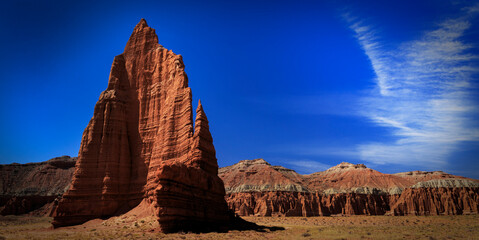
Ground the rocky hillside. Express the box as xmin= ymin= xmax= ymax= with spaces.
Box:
xmin=219 ymin=159 xmax=306 ymax=193
xmin=220 ymin=159 xmax=479 ymax=216
xmin=304 ymin=162 xmax=412 ymax=195
xmin=0 ymin=156 xmax=76 ymax=215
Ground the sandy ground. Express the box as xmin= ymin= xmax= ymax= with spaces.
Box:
xmin=0 ymin=214 xmax=478 ymax=239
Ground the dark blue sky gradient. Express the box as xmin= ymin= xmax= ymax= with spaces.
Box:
xmin=1 ymin=0 xmax=478 ymax=178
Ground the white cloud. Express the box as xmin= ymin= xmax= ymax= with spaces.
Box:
xmin=347 ymin=6 xmax=479 ymax=167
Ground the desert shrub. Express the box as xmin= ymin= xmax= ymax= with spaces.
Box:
xmin=302 ymin=232 xmax=311 ymax=237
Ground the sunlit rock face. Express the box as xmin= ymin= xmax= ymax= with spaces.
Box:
xmin=52 ymin=19 xmax=230 ymax=233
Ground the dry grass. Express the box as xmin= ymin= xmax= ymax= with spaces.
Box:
xmin=1 ymin=215 xmax=478 ymax=239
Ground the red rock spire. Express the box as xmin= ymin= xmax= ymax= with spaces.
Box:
xmin=190 ymin=100 xmax=219 ymax=174
xmin=137 ymin=18 xmax=148 ymax=28
xmin=106 ymin=54 xmax=130 ymax=91
xmin=124 ymin=18 xmax=159 ymax=56
xmin=52 ymin=54 xmax=134 ymax=227
xmin=52 ymin=19 xmax=230 ymax=232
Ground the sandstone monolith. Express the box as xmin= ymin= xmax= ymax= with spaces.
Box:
xmin=52 ymin=19 xmax=230 ymax=232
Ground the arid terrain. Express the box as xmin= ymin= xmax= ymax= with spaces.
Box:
xmin=1 ymin=17 xmax=478 ymax=240
xmin=1 ymin=215 xmax=478 ymax=239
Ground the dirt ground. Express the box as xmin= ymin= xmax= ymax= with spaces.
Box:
xmin=0 ymin=214 xmax=478 ymax=239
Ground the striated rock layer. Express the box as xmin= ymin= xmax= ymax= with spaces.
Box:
xmin=389 ymin=187 xmax=479 ymax=216
xmin=219 ymin=159 xmax=307 ymax=193
xmin=304 ymin=162 xmax=413 ymax=195
xmin=226 ymin=192 xmax=390 ymax=217
xmin=52 ymin=19 xmax=230 ymax=232
xmin=0 ymin=156 xmax=76 ymax=216
xmin=220 ymin=159 xmax=479 ymax=217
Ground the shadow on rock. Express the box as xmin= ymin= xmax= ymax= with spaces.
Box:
xmin=227 ymin=213 xmax=285 ymax=233
xmin=173 ymin=211 xmax=285 ymax=234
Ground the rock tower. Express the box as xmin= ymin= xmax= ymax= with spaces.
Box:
xmin=52 ymin=19 xmax=230 ymax=233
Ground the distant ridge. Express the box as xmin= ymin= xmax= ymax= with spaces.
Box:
xmin=220 ymin=159 xmax=479 ymax=216
xmin=0 ymin=156 xmax=76 ymax=216
xmin=220 ymin=159 xmax=478 ymax=195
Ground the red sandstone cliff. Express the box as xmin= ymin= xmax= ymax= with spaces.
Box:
xmin=225 ymin=192 xmax=391 ymax=217
xmin=389 ymin=187 xmax=479 ymax=215
xmin=220 ymin=159 xmax=479 ymax=217
xmin=51 ymin=19 xmax=230 ymax=232
xmin=0 ymin=156 xmax=76 ymax=216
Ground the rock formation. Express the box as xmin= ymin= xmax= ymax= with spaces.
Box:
xmin=394 ymin=170 xmax=462 ymax=180
xmin=4 ymin=155 xmax=479 ymax=218
xmin=304 ymin=162 xmax=412 ymax=195
xmin=220 ymin=159 xmax=479 ymax=216
xmin=0 ymin=156 xmax=76 ymax=215
xmin=225 ymin=192 xmax=391 ymax=217
xmin=389 ymin=187 xmax=479 ymax=215
xmin=410 ymin=179 xmax=479 ymax=188
xmin=52 ymin=19 xmax=230 ymax=232
xmin=219 ymin=159 xmax=307 ymax=193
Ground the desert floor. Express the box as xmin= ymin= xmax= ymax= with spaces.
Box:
xmin=0 ymin=214 xmax=478 ymax=239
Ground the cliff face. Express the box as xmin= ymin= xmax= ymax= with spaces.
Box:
xmin=220 ymin=159 xmax=479 ymax=217
xmin=52 ymin=19 xmax=229 ymax=232
xmin=0 ymin=156 xmax=76 ymax=215
xmin=225 ymin=192 xmax=390 ymax=217
xmin=389 ymin=187 xmax=479 ymax=216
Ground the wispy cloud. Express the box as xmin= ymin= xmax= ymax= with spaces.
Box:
xmin=346 ymin=5 xmax=479 ymax=167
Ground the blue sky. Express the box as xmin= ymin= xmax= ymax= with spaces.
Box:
xmin=1 ymin=0 xmax=478 ymax=178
